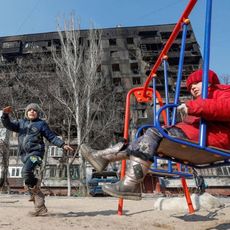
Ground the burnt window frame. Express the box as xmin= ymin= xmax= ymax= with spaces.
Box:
xmin=126 ymin=37 xmax=134 ymax=44
xmin=112 ymin=63 xmax=120 ymax=72
xmin=132 ymin=77 xmax=141 ymax=85
xmin=130 ymin=62 xmax=139 ymax=74
xmin=113 ymin=77 xmax=122 ymax=86
xmin=109 ymin=38 xmax=117 ymax=46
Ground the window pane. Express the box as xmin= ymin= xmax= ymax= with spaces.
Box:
xmin=12 ymin=168 xmax=15 ymax=176
xmin=132 ymin=77 xmax=141 ymax=85
xmin=16 ymin=168 xmax=20 ymax=176
xmin=127 ymin=37 xmax=134 ymax=44
xmin=112 ymin=63 xmax=120 ymax=72
xmin=109 ymin=38 xmax=116 ymax=46
xmin=50 ymin=166 xmax=56 ymax=177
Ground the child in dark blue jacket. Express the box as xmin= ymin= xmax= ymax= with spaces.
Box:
xmin=1 ymin=103 xmax=73 ymax=216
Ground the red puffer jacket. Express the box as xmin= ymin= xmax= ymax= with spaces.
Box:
xmin=176 ymin=84 xmax=230 ymax=149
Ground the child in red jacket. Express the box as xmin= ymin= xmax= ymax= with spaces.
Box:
xmin=176 ymin=69 xmax=230 ymax=149
xmin=80 ymin=69 xmax=230 ymax=200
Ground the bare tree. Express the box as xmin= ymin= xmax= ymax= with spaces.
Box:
xmin=0 ymin=111 xmax=10 ymax=193
xmin=51 ymin=15 xmax=119 ymax=195
xmin=0 ymin=141 xmax=10 ymax=193
xmin=0 ymin=55 xmax=61 ymax=194
xmin=0 ymin=17 xmax=121 ymax=196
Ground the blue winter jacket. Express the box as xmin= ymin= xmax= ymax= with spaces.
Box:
xmin=1 ymin=113 xmax=64 ymax=159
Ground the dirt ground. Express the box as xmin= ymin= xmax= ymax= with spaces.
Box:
xmin=0 ymin=194 xmax=230 ymax=230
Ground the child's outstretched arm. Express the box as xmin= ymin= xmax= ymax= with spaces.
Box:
xmin=1 ymin=106 xmax=20 ymax=132
xmin=3 ymin=106 xmax=13 ymax=114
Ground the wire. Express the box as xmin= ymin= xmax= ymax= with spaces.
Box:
xmin=15 ymin=0 xmax=40 ymax=34
xmin=129 ymin=0 xmax=184 ymax=23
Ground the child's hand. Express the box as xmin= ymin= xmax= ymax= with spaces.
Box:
xmin=177 ymin=103 xmax=188 ymax=120
xmin=177 ymin=103 xmax=188 ymax=114
xmin=3 ymin=106 xmax=13 ymax=114
xmin=63 ymin=144 xmax=74 ymax=153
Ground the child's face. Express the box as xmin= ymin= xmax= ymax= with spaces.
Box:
xmin=190 ymin=82 xmax=202 ymax=98
xmin=27 ymin=109 xmax=38 ymax=120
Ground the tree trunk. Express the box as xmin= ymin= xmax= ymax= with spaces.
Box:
xmin=67 ymin=160 xmax=71 ymax=196
xmin=0 ymin=143 xmax=10 ymax=194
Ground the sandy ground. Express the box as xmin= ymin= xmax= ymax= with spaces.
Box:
xmin=0 ymin=194 xmax=230 ymax=230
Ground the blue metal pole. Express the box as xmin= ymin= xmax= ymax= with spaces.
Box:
xmin=172 ymin=22 xmax=188 ymax=125
xmin=153 ymin=78 xmax=157 ymax=127
xmin=163 ymin=58 xmax=170 ymax=125
xmin=200 ymin=0 xmax=212 ymax=148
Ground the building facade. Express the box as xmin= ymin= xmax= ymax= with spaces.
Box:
xmin=0 ymin=23 xmax=204 ymax=195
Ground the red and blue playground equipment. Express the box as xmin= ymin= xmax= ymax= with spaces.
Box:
xmin=117 ymin=0 xmax=230 ymax=215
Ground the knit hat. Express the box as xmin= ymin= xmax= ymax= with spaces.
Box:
xmin=25 ymin=103 xmax=41 ymax=119
xmin=186 ymin=69 xmax=220 ymax=91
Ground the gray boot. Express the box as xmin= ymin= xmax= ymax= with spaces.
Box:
xmin=29 ymin=184 xmax=48 ymax=216
xmin=80 ymin=142 xmax=129 ymax=172
xmin=102 ymin=156 xmax=151 ymax=200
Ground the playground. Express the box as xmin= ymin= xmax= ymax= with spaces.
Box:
xmin=0 ymin=194 xmax=230 ymax=230
xmin=0 ymin=0 xmax=230 ymax=226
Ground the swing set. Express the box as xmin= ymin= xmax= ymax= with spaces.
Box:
xmin=117 ymin=0 xmax=230 ymax=215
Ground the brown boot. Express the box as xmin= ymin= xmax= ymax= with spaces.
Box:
xmin=80 ymin=142 xmax=128 ymax=172
xmin=102 ymin=156 xmax=151 ymax=200
xmin=24 ymin=185 xmax=35 ymax=202
xmin=28 ymin=193 xmax=35 ymax=202
xmin=29 ymin=184 xmax=48 ymax=216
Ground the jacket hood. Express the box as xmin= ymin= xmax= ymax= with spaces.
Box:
xmin=186 ymin=69 xmax=220 ymax=91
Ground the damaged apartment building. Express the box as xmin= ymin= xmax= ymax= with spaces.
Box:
xmin=0 ymin=23 xmax=202 ymax=194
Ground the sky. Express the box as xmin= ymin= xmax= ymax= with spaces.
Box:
xmin=0 ymin=0 xmax=229 ymax=79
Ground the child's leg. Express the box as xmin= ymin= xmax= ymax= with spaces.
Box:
xmin=21 ymin=155 xmax=47 ymax=216
xmin=22 ymin=155 xmax=40 ymax=188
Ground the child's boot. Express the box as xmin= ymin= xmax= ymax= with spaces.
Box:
xmin=80 ymin=142 xmax=128 ymax=172
xmin=102 ymin=155 xmax=151 ymax=200
xmin=29 ymin=184 xmax=48 ymax=216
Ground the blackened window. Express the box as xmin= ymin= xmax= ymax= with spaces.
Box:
xmin=96 ymin=64 xmax=101 ymax=72
xmin=138 ymin=31 xmax=158 ymax=37
xmin=112 ymin=63 xmax=120 ymax=72
xmin=127 ymin=37 xmax=134 ymax=44
xmin=128 ymin=49 xmax=136 ymax=60
xmin=160 ymin=32 xmax=171 ymax=39
xmin=109 ymin=38 xmax=117 ymax=46
xmin=2 ymin=41 xmax=21 ymax=49
xmin=110 ymin=50 xmax=118 ymax=57
xmin=79 ymin=37 xmax=84 ymax=45
xmin=113 ymin=77 xmax=121 ymax=86
xmin=130 ymin=62 xmax=139 ymax=74
xmin=132 ymin=77 xmax=141 ymax=85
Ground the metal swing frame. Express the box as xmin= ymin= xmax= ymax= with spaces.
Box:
xmin=117 ymin=0 xmax=230 ymax=215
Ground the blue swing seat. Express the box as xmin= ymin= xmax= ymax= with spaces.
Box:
xmin=157 ymin=137 xmax=230 ymax=168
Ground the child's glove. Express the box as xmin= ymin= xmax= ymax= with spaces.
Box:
xmin=3 ymin=106 xmax=13 ymax=114
xmin=177 ymin=103 xmax=188 ymax=120
xmin=177 ymin=103 xmax=188 ymax=115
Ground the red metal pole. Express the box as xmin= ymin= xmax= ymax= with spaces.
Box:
xmin=181 ymin=178 xmax=195 ymax=214
xmin=118 ymin=87 xmax=166 ymax=215
xmin=143 ymin=0 xmax=198 ymax=97
xmin=118 ymin=88 xmax=132 ymax=215
xmin=176 ymin=163 xmax=195 ymax=213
